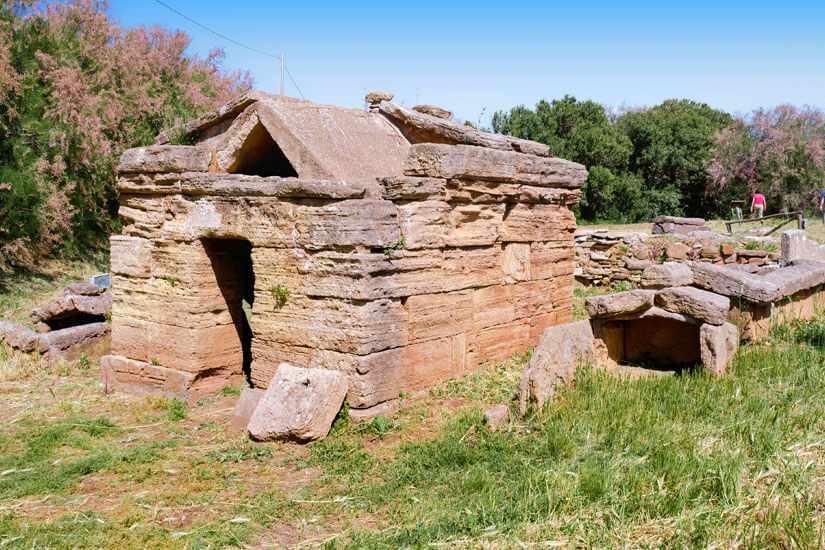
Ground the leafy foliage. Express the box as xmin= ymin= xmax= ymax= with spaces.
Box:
xmin=493 ymin=97 xmax=732 ymax=222
xmin=0 ymin=0 xmax=252 ymax=267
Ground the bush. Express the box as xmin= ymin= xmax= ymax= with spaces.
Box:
xmin=0 ymin=0 xmax=252 ymax=268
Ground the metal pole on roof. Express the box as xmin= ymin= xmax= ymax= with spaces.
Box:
xmin=281 ymin=50 xmax=285 ymax=97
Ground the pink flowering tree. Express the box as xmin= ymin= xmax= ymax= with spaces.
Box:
xmin=708 ymin=105 xmax=825 ymax=214
xmin=0 ymin=0 xmax=253 ymax=268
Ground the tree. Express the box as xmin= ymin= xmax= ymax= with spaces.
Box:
xmin=616 ymin=99 xmax=732 ymax=217
xmin=0 ymin=0 xmax=253 ymax=268
xmin=492 ymin=96 xmax=636 ymax=220
xmin=708 ymin=105 xmax=825 ymax=214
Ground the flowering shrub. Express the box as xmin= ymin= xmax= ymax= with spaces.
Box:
xmin=0 ymin=0 xmax=252 ymax=267
xmin=708 ymin=105 xmax=825 ymax=214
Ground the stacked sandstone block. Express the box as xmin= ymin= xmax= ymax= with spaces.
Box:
xmin=102 ymin=92 xmax=587 ymax=416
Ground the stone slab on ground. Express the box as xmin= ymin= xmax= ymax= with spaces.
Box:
xmin=248 ymin=364 xmax=348 ymax=442
xmin=0 ymin=321 xmax=48 ymax=353
xmin=585 ymin=289 xmax=656 ymax=319
xmin=655 ymin=286 xmax=730 ymax=326
xmin=28 ymin=292 xmax=111 ymax=325
xmin=518 ymin=320 xmax=595 ymax=413
xmin=230 ymin=388 xmax=265 ymax=431
xmin=700 ymin=322 xmax=739 ymax=375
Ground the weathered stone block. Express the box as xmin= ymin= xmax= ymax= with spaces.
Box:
xmin=247 ymin=364 xmax=348 ymax=442
xmin=640 ymin=263 xmax=694 ymax=289
xmin=700 ymin=322 xmax=738 ymax=375
xmin=518 ymin=320 xmax=594 ymax=413
xmin=230 ymin=388 xmax=265 ymax=430
xmin=655 ymin=286 xmax=730 ymax=325
xmin=117 ymin=145 xmax=211 ymax=173
xmin=585 ymin=289 xmax=656 ymax=319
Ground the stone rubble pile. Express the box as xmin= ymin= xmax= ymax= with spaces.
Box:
xmin=575 ymin=229 xmax=781 ymax=287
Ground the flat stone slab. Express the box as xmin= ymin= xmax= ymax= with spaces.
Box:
xmin=655 ymin=286 xmax=730 ymax=326
xmin=641 ymin=263 xmax=693 ymax=289
xmin=585 ymin=289 xmax=656 ymax=319
xmin=518 ymin=320 xmax=595 ymax=413
xmin=117 ymin=145 xmax=211 ymax=173
xmin=652 ymin=216 xmax=706 ymax=225
xmin=248 ymin=364 xmax=348 ymax=442
xmin=690 ymin=261 xmax=825 ymax=304
xmin=230 ymin=388 xmax=265 ymax=431
xmin=64 ymin=283 xmax=101 ymax=296
xmin=28 ymin=292 xmax=111 ymax=325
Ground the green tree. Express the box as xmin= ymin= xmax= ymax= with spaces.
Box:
xmin=616 ymin=99 xmax=733 ymax=217
xmin=492 ymin=96 xmax=636 ymax=221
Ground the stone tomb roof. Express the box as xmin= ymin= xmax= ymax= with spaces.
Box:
xmin=148 ymin=90 xmax=550 ymax=183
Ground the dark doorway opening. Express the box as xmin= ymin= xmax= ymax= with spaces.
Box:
xmin=229 ymin=122 xmax=298 ymax=177
xmin=202 ymin=238 xmax=255 ymax=381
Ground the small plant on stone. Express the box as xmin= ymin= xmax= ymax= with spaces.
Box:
xmin=164 ymin=276 xmax=177 ymax=287
xmin=383 ymin=237 xmax=406 ymax=256
xmin=220 ymin=385 xmax=243 ymax=397
xmin=270 ymin=284 xmax=291 ymax=307
xmin=150 ymin=356 xmax=160 ymax=366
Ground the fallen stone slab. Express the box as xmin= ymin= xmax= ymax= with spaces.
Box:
xmin=248 ymin=364 xmax=348 ymax=442
xmin=484 ymin=404 xmax=510 ymax=432
xmin=700 ymin=322 xmax=738 ymax=375
xmin=518 ymin=320 xmax=595 ymax=413
xmin=652 ymin=216 xmax=706 ymax=226
xmin=230 ymin=388 xmax=266 ymax=430
xmin=413 ymin=104 xmax=452 ymax=119
xmin=0 ymin=321 xmax=48 ymax=353
xmin=641 ymin=263 xmax=693 ymax=289
xmin=609 ymin=305 xmax=702 ymax=325
xmin=655 ymin=286 xmax=730 ymax=326
xmin=585 ymin=289 xmax=656 ymax=319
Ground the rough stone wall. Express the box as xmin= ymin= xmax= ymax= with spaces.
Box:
xmin=575 ymin=230 xmax=781 ymax=287
xmin=103 ymin=141 xmax=586 ymax=412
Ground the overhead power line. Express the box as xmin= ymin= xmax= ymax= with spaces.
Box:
xmin=154 ymin=0 xmax=305 ymax=99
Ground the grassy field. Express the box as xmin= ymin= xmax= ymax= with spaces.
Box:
xmin=3 ymin=244 xmax=825 ymax=548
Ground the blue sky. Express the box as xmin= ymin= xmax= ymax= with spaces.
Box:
xmin=109 ymin=0 xmax=825 ymax=125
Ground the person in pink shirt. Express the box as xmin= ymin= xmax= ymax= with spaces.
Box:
xmin=751 ymin=191 xmax=766 ymax=220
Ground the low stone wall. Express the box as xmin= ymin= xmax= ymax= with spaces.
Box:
xmin=575 ymin=230 xmax=780 ymax=287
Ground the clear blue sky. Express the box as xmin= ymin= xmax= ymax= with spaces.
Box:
xmin=110 ymin=0 xmax=825 ymax=125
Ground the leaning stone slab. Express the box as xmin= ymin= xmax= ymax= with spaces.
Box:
xmin=655 ymin=287 xmax=730 ymax=326
xmin=117 ymin=145 xmax=211 ymax=173
xmin=248 ymin=364 xmax=348 ymax=442
xmin=380 ymin=101 xmax=550 ymax=157
xmin=700 ymin=322 xmax=738 ymax=375
xmin=641 ymin=263 xmax=693 ymax=289
xmin=230 ymin=388 xmax=266 ymax=431
xmin=41 ymin=322 xmax=110 ymax=352
xmin=518 ymin=320 xmax=595 ymax=414
xmin=585 ymin=289 xmax=656 ymax=319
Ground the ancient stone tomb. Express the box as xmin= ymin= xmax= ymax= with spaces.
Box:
xmin=102 ymin=91 xmax=587 ymax=416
